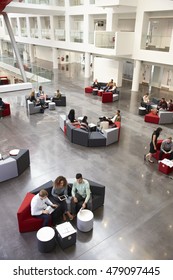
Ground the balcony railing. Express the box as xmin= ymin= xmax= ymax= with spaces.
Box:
xmin=142 ymin=34 xmax=171 ymax=52
xmin=94 ymin=31 xmax=115 ymax=48
xmin=54 ymin=29 xmax=65 ymax=41
xmin=70 ymin=30 xmax=83 ymax=43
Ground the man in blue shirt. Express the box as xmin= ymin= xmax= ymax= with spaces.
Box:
xmin=71 ymin=173 xmax=92 ymax=215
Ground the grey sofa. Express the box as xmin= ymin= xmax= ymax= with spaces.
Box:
xmin=65 ymin=121 xmax=119 ymax=147
xmin=0 ymin=149 xmax=30 ymax=182
xmin=27 ymin=100 xmax=41 ymax=115
xmin=52 ymin=95 xmax=66 ymax=106
xmin=158 ymin=110 xmax=173 ymax=124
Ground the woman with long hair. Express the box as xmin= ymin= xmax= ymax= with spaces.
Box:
xmin=144 ymin=127 xmax=162 ymax=163
xmin=51 ymin=176 xmax=73 ymax=221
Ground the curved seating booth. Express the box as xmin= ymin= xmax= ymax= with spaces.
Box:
xmin=59 ymin=115 xmax=121 ymax=147
xmin=17 ymin=179 xmax=105 ymax=233
xmin=0 ymin=149 xmax=30 ymax=182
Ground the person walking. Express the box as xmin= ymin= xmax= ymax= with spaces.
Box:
xmin=144 ymin=127 xmax=162 ymax=163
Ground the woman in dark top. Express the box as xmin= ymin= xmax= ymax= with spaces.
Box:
xmin=144 ymin=127 xmax=162 ymax=163
xmin=68 ymin=109 xmax=79 ymax=126
xmin=51 ymin=176 xmax=73 ymax=221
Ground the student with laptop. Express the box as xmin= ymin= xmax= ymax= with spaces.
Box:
xmin=31 ymin=189 xmax=59 ymax=226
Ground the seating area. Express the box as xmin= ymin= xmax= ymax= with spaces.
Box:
xmin=17 ymin=179 xmax=105 ymax=233
xmin=144 ymin=110 xmax=173 ymax=124
xmin=60 ymin=114 xmax=121 ymax=147
xmin=85 ymin=86 xmax=119 ymax=103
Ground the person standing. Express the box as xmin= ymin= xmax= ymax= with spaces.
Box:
xmin=71 ymin=173 xmax=92 ymax=215
xmin=159 ymin=137 xmax=173 ymax=161
xmin=31 ymin=189 xmax=59 ymax=226
xmin=144 ymin=127 xmax=162 ymax=163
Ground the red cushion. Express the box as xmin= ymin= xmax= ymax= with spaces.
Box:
xmin=2 ymin=103 xmax=11 ymax=117
xmin=158 ymin=162 xmax=173 ymax=174
xmin=102 ymin=92 xmax=113 ymax=103
xmin=144 ymin=112 xmax=159 ymax=124
xmin=85 ymin=87 xmax=93 ymax=93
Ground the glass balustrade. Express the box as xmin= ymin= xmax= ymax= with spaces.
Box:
xmin=142 ymin=34 xmax=171 ymax=52
xmin=94 ymin=31 xmax=115 ymax=49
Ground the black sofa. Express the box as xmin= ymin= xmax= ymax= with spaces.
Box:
xmin=52 ymin=95 xmax=66 ymax=106
xmin=31 ymin=179 xmax=105 ymax=212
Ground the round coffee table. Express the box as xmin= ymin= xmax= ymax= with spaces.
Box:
xmin=77 ymin=209 xmax=94 ymax=232
xmin=36 ymin=226 xmax=56 ymax=253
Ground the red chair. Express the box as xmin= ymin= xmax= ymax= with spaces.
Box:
xmin=102 ymin=92 xmax=113 ymax=103
xmin=2 ymin=103 xmax=11 ymax=117
xmin=17 ymin=192 xmax=51 ymax=233
xmin=85 ymin=87 xmax=93 ymax=93
xmin=144 ymin=112 xmax=159 ymax=124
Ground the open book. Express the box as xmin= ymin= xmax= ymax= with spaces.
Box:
xmin=58 ymin=195 xmax=67 ymax=201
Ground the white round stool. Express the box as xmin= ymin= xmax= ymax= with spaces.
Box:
xmin=49 ymin=102 xmax=56 ymax=110
xmin=138 ymin=106 xmax=146 ymax=115
xmin=77 ymin=209 xmax=94 ymax=232
xmin=36 ymin=226 xmax=56 ymax=253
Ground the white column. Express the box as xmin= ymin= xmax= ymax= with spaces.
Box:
xmin=132 ymin=60 xmax=141 ymax=92
xmin=0 ymin=40 xmax=2 ymax=56
xmin=84 ymin=52 xmax=91 ymax=78
xmin=106 ymin=10 xmax=113 ymax=31
xmin=52 ymin=48 xmax=58 ymax=69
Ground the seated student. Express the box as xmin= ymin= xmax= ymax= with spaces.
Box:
xmin=28 ymin=91 xmax=47 ymax=109
xmin=92 ymin=79 xmax=101 ymax=90
xmin=80 ymin=116 xmax=89 ymax=131
xmin=71 ymin=173 xmax=92 ymax=215
xmin=141 ymin=93 xmax=151 ymax=112
xmin=51 ymin=176 xmax=74 ymax=221
xmin=102 ymin=79 xmax=114 ymax=91
xmin=0 ymin=97 xmax=5 ymax=119
xmin=37 ymin=85 xmax=43 ymax=97
xmin=110 ymin=110 xmax=121 ymax=122
xmin=157 ymin=97 xmax=168 ymax=110
xmin=100 ymin=117 xmax=109 ymax=131
xmin=30 ymin=189 xmax=59 ymax=227
xmin=54 ymin=89 xmax=62 ymax=99
xmin=159 ymin=137 xmax=173 ymax=161
xmin=107 ymin=82 xmax=117 ymax=94
xmin=167 ymin=99 xmax=173 ymax=111
xmin=67 ymin=109 xmax=80 ymax=126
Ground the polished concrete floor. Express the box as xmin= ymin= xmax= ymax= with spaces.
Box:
xmin=1 ymin=63 xmax=173 ymax=260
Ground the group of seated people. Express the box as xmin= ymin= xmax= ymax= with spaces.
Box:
xmin=67 ymin=108 xmax=121 ymax=132
xmin=28 ymin=86 xmax=63 ymax=111
xmin=141 ymin=92 xmax=173 ymax=113
xmin=30 ymin=173 xmax=92 ymax=227
xmin=92 ymin=78 xmax=118 ymax=94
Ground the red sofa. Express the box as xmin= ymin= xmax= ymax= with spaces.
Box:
xmin=2 ymin=103 xmax=11 ymax=117
xmin=0 ymin=76 xmax=9 ymax=85
xmin=17 ymin=192 xmax=45 ymax=233
xmin=144 ymin=112 xmax=159 ymax=124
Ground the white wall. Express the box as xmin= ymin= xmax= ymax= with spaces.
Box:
xmin=35 ymin=46 xmax=52 ymax=62
xmin=94 ymin=57 xmax=123 ymax=86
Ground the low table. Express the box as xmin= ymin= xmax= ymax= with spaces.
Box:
xmin=88 ymin=123 xmax=97 ymax=132
xmin=55 ymin=222 xmax=76 ymax=249
xmin=49 ymin=102 xmax=56 ymax=110
xmin=77 ymin=209 xmax=94 ymax=232
xmin=158 ymin=159 xmax=173 ymax=174
xmin=36 ymin=226 xmax=56 ymax=253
